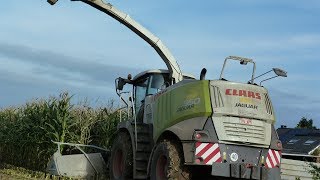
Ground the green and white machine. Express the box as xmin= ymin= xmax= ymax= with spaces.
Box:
xmin=48 ymin=0 xmax=287 ymax=179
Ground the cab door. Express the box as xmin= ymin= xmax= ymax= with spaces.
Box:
xmin=134 ymin=73 xmax=168 ymax=121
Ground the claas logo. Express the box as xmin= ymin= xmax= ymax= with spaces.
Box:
xmin=225 ymin=89 xmax=261 ymax=100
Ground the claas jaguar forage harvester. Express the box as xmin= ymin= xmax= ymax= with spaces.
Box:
xmin=48 ymin=0 xmax=287 ymax=179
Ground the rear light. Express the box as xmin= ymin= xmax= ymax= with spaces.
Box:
xmin=195 ymin=133 xmax=202 ymax=140
xmin=195 ymin=157 xmax=203 ymax=164
xmin=277 ymin=142 xmax=282 ymax=149
xmin=193 ymin=131 xmax=210 ymax=141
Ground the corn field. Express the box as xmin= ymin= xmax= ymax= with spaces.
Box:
xmin=0 ymin=92 xmax=120 ymax=172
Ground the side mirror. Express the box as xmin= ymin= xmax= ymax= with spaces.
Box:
xmin=47 ymin=0 xmax=58 ymax=5
xmin=115 ymin=77 xmax=132 ymax=91
xmin=273 ymin=68 xmax=287 ymax=77
xmin=252 ymin=67 xmax=288 ymax=85
xmin=116 ymin=78 xmax=126 ymax=91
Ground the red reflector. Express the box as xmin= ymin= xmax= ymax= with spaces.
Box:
xmin=266 ymin=149 xmax=281 ymax=168
xmin=195 ymin=143 xmax=222 ymax=165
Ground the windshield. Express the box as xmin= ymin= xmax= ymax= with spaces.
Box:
xmin=147 ymin=74 xmax=168 ymax=95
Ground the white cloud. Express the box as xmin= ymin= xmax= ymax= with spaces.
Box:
xmin=0 ymin=0 xmax=320 ymax=129
xmin=289 ymin=34 xmax=320 ymax=46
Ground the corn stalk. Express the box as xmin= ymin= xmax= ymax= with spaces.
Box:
xmin=0 ymin=92 xmax=120 ymax=171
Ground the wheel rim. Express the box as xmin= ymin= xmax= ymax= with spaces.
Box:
xmin=113 ymin=149 xmax=124 ymax=178
xmin=156 ymin=154 xmax=167 ymax=179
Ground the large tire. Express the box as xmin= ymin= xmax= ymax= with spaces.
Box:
xmin=109 ymin=131 xmax=133 ymax=180
xmin=150 ymin=140 xmax=191 ymax=180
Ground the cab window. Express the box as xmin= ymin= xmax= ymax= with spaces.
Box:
xmin=134 ymin=77 xmax=148 ymax=113
xmin=134 ymin=73 xmax=169 ymax=115
xmin=147 ymin=74 xmax=167 ymax=95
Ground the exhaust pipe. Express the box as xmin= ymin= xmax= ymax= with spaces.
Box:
xmin=47 ymin=0 xmax=58 ymax=5
xmin=200 ymin=68 xmax=207 ymax=80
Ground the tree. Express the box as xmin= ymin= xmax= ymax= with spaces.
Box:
xmin=296 ymin=117 xmax=320 ymax=178
xmin=296 ymin=117 xmax=317 ymax=129
xmin=309 ymin=163 xmax=320 ymax=180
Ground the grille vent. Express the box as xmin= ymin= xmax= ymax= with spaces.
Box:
xmin=264 ymin=94 xmax=273 ymax=115
xmin=211 ymin=86 xmax=224 ymax=108
xmin=223 ymin=121 xmax=265 ymax=141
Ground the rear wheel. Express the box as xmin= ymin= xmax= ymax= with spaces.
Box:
xmin=150 ymin=140 xmax=190 ymax=180
xmin=109 ymin=131 xmax=133 ymax=180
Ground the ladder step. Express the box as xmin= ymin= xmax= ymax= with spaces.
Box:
xmin=135 ymin=160 xmax=148 ymax=170
xmin=135 ymin=171 xmax=148 ymax=179
xmin=132 ymin=123 xmax=153 ymax=179
xmin=132 ymin=123 xmax=151 ymax=132
xmin=137 ymin=136 xmax=151 ymax=143
xmin=136 ymin=144 xmax=152 ymax=152
xmin=135 ymin=152 xmax=150 ymax=161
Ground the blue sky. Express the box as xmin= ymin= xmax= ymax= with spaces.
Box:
xmin=0 ymin=0 xmax=319 ymax=128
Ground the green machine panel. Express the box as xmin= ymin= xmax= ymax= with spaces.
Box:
xmin=153 ymin=80 xmax=212 ymax=139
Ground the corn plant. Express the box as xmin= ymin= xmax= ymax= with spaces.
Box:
xmin=0 ymin=92 xmax=120 ymax=172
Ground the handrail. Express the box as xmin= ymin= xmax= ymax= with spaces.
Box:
xmin=52 ymin=141 xmax=109 ymax=152
xmin=219 ymin=56 xmax=256 ymax=84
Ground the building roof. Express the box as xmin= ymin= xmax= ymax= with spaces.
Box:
xmin=277 ymin=128 xmax=320 ymax=155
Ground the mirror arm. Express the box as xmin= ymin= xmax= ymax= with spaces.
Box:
xmin=252 ymin=70 xmax=273 ymax=81
xmin=260 ymin=75 xmax=278 ymax=85
xmin=251 ymin=61 xmax=256 ymax=84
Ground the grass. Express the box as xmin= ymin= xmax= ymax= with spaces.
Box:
xmin=0 ymin=163 xmax=46 ymax=179
xmin=0 ymin=163 xmax=83 ymax=180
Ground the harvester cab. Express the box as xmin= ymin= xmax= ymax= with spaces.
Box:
xmin=115 ymin=70 xmax=169 ymax=121
xmin=115 ymin=70 xmax=196 ymax=122
xmin=47 ymin=0 xmax=287 ymax=179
